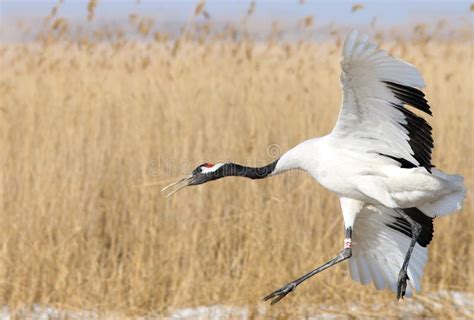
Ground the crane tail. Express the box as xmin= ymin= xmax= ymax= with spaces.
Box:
xmin=418 ymin=169 xmax=466 ymax=217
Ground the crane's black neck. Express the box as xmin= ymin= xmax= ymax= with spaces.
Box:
xmin=211 ymin=159 xmax=279 ymax=181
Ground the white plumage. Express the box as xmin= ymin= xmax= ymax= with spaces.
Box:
xmin=271 ymin=30 xmax=465 ymax=297
xmin=335 ymin=29 xmax=427 ymax=166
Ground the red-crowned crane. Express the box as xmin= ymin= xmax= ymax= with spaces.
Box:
xmin=162 ymin=30 xmax=466 ymax=305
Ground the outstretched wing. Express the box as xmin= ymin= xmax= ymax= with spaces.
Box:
xmin=331 ymin=30 xmax=433 ymax=172
xmin=349 ymin=205 xmax=432 ymax=295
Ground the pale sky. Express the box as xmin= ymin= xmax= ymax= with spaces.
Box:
xmin=1 ymin=0 xmax=472 ymax=42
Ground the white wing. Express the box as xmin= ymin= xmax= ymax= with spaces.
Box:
xmin=331 ymin=30 xmax=433 ymax=172
xmin=349 ymin=205 xmax=431 ymax=295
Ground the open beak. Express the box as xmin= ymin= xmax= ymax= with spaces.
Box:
xmin=161 ymin=174 xmax=193 ymax=197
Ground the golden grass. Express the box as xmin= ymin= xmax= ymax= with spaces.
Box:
xmin=0 ymin=30 xmax=473 ymax=317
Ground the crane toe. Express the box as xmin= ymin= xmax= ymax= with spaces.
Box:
xmin=397 ymin=269 xmax=410 ymax=300
xmin=263 ymin=281 xmax=297 ymax=305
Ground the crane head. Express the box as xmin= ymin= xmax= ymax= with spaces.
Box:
xmin=161 ymin=162 xmax=224 ymax=197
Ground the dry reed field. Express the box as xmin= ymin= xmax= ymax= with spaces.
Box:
xmin=1 ymin=3 xmax=473 ymax=319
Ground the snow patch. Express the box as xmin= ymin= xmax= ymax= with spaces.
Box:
xmin=169 ymin=305 xmax=248 ymax=320
xmin=1 ymin=291 xmax=472 ymax=319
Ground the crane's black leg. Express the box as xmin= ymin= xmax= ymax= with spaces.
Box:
xmin=396 ymin=209 xmax=421 ymax=300
xmin=263 ymin=227 xmax=353 ymax=305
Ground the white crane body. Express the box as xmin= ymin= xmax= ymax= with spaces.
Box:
xmin=275 ymin=136 xmax=463 ymax=213
xmin=163 ymin=30 xmax=466 ymax=304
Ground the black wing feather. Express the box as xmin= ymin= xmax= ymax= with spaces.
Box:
xmin=381 ymin=81 xmax=434 ymax=173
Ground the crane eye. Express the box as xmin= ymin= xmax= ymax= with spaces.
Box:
xmin=194 ymin=163 xmax=214 ymax=174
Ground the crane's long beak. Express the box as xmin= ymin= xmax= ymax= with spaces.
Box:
xmin=161 ymin=174 xmax=193 ymax=197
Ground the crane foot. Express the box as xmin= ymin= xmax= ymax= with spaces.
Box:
xmin=262 ymin=281 xmax=297 ymax=305
xmin=397 ymin=269 xmax=409 ymax=300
